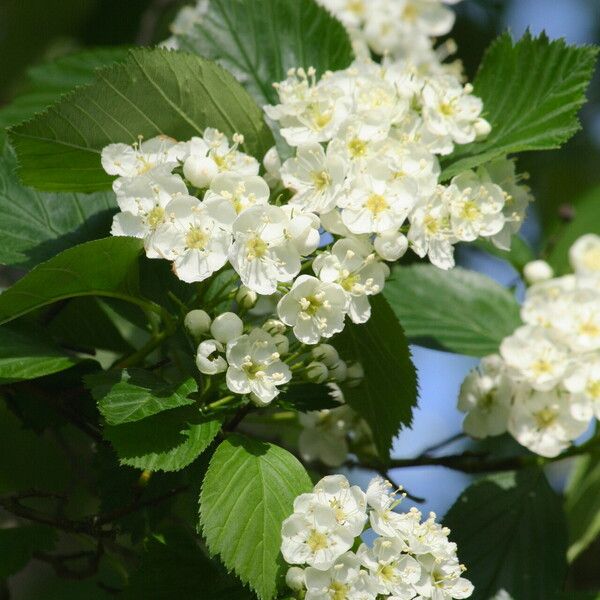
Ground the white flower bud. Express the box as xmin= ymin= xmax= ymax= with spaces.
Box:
xmin=329 ymin=359 xmax=347 ymax=382
xmin=263 ymin=146 xmax=281 ymax=178
xmin=183 ymin=155 xmax=219 ymax=188
xmin=285 ymin=567 xmax=305 ymax=592
xmin=374 ymin=230 xmax=408 ymax=261
xmin=306 ymin=361 xmax=329 ymax=384
xmin=236 ymin=285 xmax=258 ymax=309
xmin=184 ymin=309 xmax=211 ymax=339
xmin=346 ymin=361 xmax=364 ymax=388
xmin=523 ymin=260 xmax=554 ymax=284
xmin=210 ymin=312 xmax=244 ymax=344
xmin=474 ymin=117 xmax=492 ymax=139
xmin=311 ymin=344 xmax=339 ymax=367
xmin=263 ymin=318 xmax=286 ymax=335
xmin=196 ymin=339 xmax=227 ymax=375
xmin=272 ymin=333 xmax=289 ymax=356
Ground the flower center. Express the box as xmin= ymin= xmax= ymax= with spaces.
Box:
xmin=534 ymin=407 xmax=558 ymax=429
xmin=306 ymin=530 xmax=329 ymax=553
xmin=378 ymin=564 xmax=398 ymax=583
xmin=329 ymin=581 xmax=350 ymax=600
xmin=146 ymin=206 xmax=166 ymax=229
xmin=242 ymin=360 xmax=264 ymax=378
xmin=365 ymin=193 xmax=389 ymax=215
xmin=460 ymin=200 xmax=481 ymax=221
xmin=579 ymin=320 xmax=600 ymax=338
xmin=586 ymin=380 xmax=600 ymax=400
xmin=329 ymin=499 xmax=347 ymax=524
xmin=312 ymin=170 xmax=332 ymax=191
xmin=477 ymin=391 xmax=496 ymax=412
xmin=582 ymin=248 xmax=600 ymax=271
xmin=185 ymin=227 xmax=209 ymax=250
xmin=347 ymin=0 xmax=365 ymax=15
xmin=300 ymin=294 xmax=324 ymax=316
xmin=424 ymin=214 xmax=439 ymax=235
xmin=439 ymin=102 xmax=455 ymax=117
xmin=402 ymin=3 xmax=418 ymax=21
xmin=531 ymin=359 xmax=553 ymax=376
xmin=341 ymin=273 xmax=360 ymax=292
xmin=348 ymin=137 xmax=367 ymax=158
xmin=246 ymin=236 xmax=268 ymax=259
xmin=308 ymin=105 xmax=333 ymax=130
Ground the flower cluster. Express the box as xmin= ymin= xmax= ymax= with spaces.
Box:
xmin=458 ymin=234 xmax=600 ymax=457
xmin=282 ymin=474 xmax=473 ymax=599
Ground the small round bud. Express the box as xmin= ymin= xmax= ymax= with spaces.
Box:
xmin=285 ymin=567 xmax=305 ymax=592
xmin=210 ymin=312 xmax=244 ymax=344
xmin=183 ymin=155 xmax=218 ymax=188
xmin=374 ymin=230 xmax=408 ymax=261
xmin=474 ymin=118 xmax=492 ymax=139
xmin=263 ymin=318 xmax=286 ymax=335
xmin=236 ymin=285 xmax=258 ymax=309
xmin=329 ymin=360 xmax=348 ymax=382
xmin=346 ymin=361 xmax=364 ymax=388
xmin=311 ymin=344 xmax=339 ymax=368
xmin=523 ymin=260 xmax=554 ymax=284
xmin=306 ymin=361 xmax=329 ymax=384
xmin=263 ymin=146 xmax=281 ymax=179
xmin=272 ymin=333 xmax=289 ymax=356
xmin=184 ymin=309 xmax=211 ymax=339
xmin=196 ymin=339 xmax=227 ymax=375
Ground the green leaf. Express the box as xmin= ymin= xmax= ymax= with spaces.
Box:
xmin=9 ymin=48 xmax=274 ymax=192
xmin=0 ymin=326 xmax=77 ymax=383
xmin=0 ymin=48 xmax=129 ymax=137
xmin=444 ymin=469 xmax=568 ymax=600
xmin=277 ymin=383 xmax=340 ymax=412
xmin=442 ymin=32 xmax=599 ymax=180
xmin=0 ymin=525 xmax=58 ymax=578
xmin=565 ymin=450 xmax=600 ymax=562
xmin=0 ymin=237 xmax=143 ymax=326
xmin=383 ymin=264 xmax=522 ymax=356
xmin=333 ymin=294 xmax=418 ymax=459
xmin=547 ymin=185 xmax=600 ymax=275
xmin=123 ymin=529 xmax=254 ymax=600
xmin=0 ymin=144 xmax=116 ymax=269
xmin=200 ymin=434 xmax=312 ymax=600
xmin=86 ymin=368 xmax=197 ymax=425
xmin=177 ymin=0 xmax=354 ymax=106
xmin=104 ymin=406 xmax=220 ymax=472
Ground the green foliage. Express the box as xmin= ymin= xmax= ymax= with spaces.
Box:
xmin=566 ymin=450 xmax=600 ymax=562
xmin=384 ymin=264 xmax=522 ymax=356
xmin=86 ymin=369 xmax=196 ymax=425
xmin=0 ymin=145 xmax=116 ymax=269
xmin=442 ymin=32 xmax=599 ymax=180
xmin=200 ymin=434 xmax=312 ymax=600
xmin=0 ymin=326 xmax=78 ymax=383
xmin=277 ymin=382 xmax=340 ymax=412
xmin=0 ymin=525 xmax=57 ymax=578
xmin=9 ymin=48 xmax=274 ymax=192
xmin=176 ymin=0 xmax=354 ymax=106
xmin=104 ymin=405 xmax=221 ymax=472
xmin=333 ymin=294 xmax=418 ymax=459
xmin=547 ymin=185 xmax=600 ymax=275
xmin=0 ymin=237 xmax=143 ymax=326
xmin=444 ymin=469 xmax=568 ymax=600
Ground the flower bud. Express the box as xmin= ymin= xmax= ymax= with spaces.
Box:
xmin=184 ymin=309 xmax=211 ymax=339
xmin=263 ymin=318 xmax=286 ymax=335
xmin=523 ymin=260 xmax=554 ymax=284
xmin=346 ymin=361 xmax=364 ymax=388
xmin=474 ymin=117 xmax=492 ymax=139
xmin=263 ymin=146 xmax=282 ymax=185
xmin=196 ymin=339 xmax=227 ymax=375
xmin=329 ymin=359 xmax=348 ymax=382
xmin=306 ymin=361 xmax=329 ymax=384
xmin=210 ymin=312 xmax=244 ymax=344
xmin=374 ymin=230 xmax=408 ymax=261
xmin=285 ymin=567 xmax=305 ymax=592
xmin=236 ymin=285 xmax=258 ymax=309
xmin=311 ymin=344 xmax=339 ymax=367
xmin=272 ymin=333 xmax=289 ymax=356
xmin=183 ymin=155 xmax=218 ymax=188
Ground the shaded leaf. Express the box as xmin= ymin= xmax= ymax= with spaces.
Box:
xmin=0 ymin=525 xmax=57 ymax=578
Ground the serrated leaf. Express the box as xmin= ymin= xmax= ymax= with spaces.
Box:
xmin=565 ymin=450 xmax=600 ymax=562
xmin=200 ymin=434 xmax=312 ymax=600
xmin=0 ymin=326 xmax=78 ymax=383
xmin=0 ymin=525 xmax=58 ymax=578
xmin=9 ymin=48 xmax=274 ymax=192
xmin=0 ymin=237 xmax=143 ymax=326
xmin=442 ymin=32 xmax=599 ymax=180
xmin=86 ymin=368 xmax=196 ymax=425
xmin=0 ymin=48 xmax=129 ymax=138
xmin=443 ymin=468 xmax=568 ymax=600
xmin=383 ymin=264 xmax=522 ymax=356
xmin=0 ymin=144 xmax=116 ymax=269
xmin=104 ymin=406 xmax=220 ymax=472
xmin=177 ymin=0 xmax=354 ymax=106
xmin=547 ymin=185 xmax=600 ymax=275
xmin=333 ymin=294 xmax=418 ymax=459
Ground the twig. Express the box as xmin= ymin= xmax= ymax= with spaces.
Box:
xmin=419 ymin=432 xmax=467 ymax=457
xmin=223 ymin=404 xmax=254 ymax=432
xmin=33 ymin=545 xmax=104 ymax=580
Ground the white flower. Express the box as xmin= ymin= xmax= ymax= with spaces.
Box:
xmin=281 ymin=143 xmax=348 ymax=214
xmin=357 ymin=537 xmax=421 ymax=597
xmin=196 ymin=339 xmax=227 ymax=375
xmin=313 ymin=238 xmax=388 ymax=324
xmin=228 ymin=205 xmax=304 ymax=295
xmin=570 ymin=233 xmax=600 ymax=276
xmin=225 ymin=328 xmax=291 ymax=404
xmin=508 ymin=387 xmax=590 ymax=458
xmin=500 ymin=325 xmax=570 ymax=391
xmin=204 ymin=172 xmax=270 ymax=216
xmin=564 ymin=356 xmax=600 ymax=419
xmin=413 ymin=553 xmax=474 ymax=600
xmin=281 ymin=506 xmax=355 ymax=570
xmin=458 ymin=355 xmax=512 ymax=439
xmin=277 ymin=275 xmax=348 ymax=344
xmin=366 ymin=477 xmax=417 ymax=539
xmin=282 ymin=205 xmax=322 ymax=256
xmin=447 ymin=170 xmax=505 ymax=242
xmin=523 ymin=260 xmax=554 ymax=285
xmin=149 ymin=194 xmax=234 ymax=283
